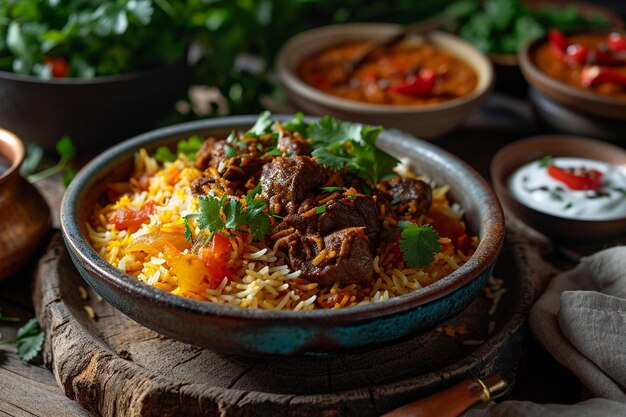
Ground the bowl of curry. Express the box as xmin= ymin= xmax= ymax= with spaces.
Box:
xmin=276 ymin=23 xmax=493 ymax=139
xmin=520 ymin=29 xmax=626 ymax=120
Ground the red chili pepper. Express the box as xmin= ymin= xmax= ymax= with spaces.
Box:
xmin=388 ymin=69 xmax=436 ymax=96
xmin=580 ymin=65 xmax=626 ymax=87
xmin=43 ymin=56 xmax=68 ymax=78
xmin=549 ymin=30 xmax=623 ymax=66
xmin=607 ymin=32 xmax=626 ymax=53
xmin=547 ymin=164 xmax=603 ymax=190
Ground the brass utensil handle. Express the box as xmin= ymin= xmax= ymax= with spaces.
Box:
xmin=381 ymin=375 xmax=507 ymax=417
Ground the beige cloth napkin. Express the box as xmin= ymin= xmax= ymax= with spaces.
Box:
xmin=468 ymin=246 xmax=626 ymax=416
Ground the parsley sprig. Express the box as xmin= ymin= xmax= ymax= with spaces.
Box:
xmin=185 ymin=184 xmax=270 ymax=241
xmin=0 ymin=318 xmax=45 ymax=363
xmin=307 ymin=116 xmax=399 ymax=185
xmin=154 ymin=135 xmax=204 ymax=162
xmin=397 ymin=222 xmax=441 ymax=269
xmin=25 ymin=136 xmax=77 ymax=187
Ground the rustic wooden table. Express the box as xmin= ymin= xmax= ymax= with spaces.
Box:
xmin=0 ymin=93 xmax=616 ymax=416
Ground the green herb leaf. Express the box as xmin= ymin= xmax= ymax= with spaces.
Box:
xmin=0 ymin=318 xmax=44 ymax=363
xmin=397 ymin=222 xmax=441 ymax=269
xmin=154 ymin=146 xmax=177 ymax=163
xmin=245 ymin=198 xmax=270 ymax=240
xmin=539 ymin=155 xmax=553 ymax=168
xmin=264 ymin=147 xmax=283 ymax=156
xmin=197 ymin=193 xmax=225 ymax=232
xmin=307 ymin=115 xmax=362 ymax=145
xmin=315 ymin=204 xmax=327 ymax=214
xmin=223 ymin=197 xmax=246 ymax=230
xmin=246 ymin=183 xmax=263 ymax=204
xmin=177 ymin=136 xmax=204 ymax=160
xmin=563 ymin=202 xmax=573 ymax=210
xmin=247 ymin=110 xmax=273 ymax=136
xmin=224 ymin=145 xmax=238 ymax=158
xmin=16 ymin=318 xmax=44 ymax=362
xmin=20 ymin=143 xmax=44 ymax=176
xmin=183 ymin=216 xmax=193 ymax=243
xmin=56 ymin=136 xmax=76 ymax=161
xmin=311 ymin=146 xmax=352 ymax=172
xmin=320 ymin=186 xmax=347 ymax=193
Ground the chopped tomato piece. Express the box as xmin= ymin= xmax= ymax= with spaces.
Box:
xmin=109 ymin=202 xmax=156 ymax=232
xmin=43 ymin=56 xmax=68 ymax=77
xmin=199 ymin=233 xmax=234 ymax=289
xmin=428 ymin=210 xmax=466 ymax=239
xmin=547 ymin=165 xmax=603 ymax=190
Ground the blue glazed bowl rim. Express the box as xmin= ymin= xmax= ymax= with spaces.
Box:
xmin=61 ymin=115 xmax=504 ymax=324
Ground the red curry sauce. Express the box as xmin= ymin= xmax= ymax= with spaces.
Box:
xmin=297 ymin=40 xmax=478 ymax=106
xmin=533 ymin=32 xmax=626 ymax=100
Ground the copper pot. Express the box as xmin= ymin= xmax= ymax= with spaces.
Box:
xmin=0 ymin=128 xmax=51 ymax=280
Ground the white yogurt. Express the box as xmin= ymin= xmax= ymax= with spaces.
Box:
xmin=508 ymin=157 xmax=626 ymax=221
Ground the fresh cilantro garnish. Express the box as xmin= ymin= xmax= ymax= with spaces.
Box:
xmin=26 ymin=136 xmax=77 ymax=187
xmin=153 ymin=136 xmax=205 ymax=162
xmin=563 ymin=202 xmax=573 ymax=210
xmin=315 ymin=205 xmax=327 ymax=214
xmin=154 ymin=146 xmax=177 ymax=163
xmin=183 ymin=217 xmax=193 ymax=243
xmin=264 ymin=147 xmax=283 ymax=157
xmin=320 ymin=186 xmax=347 ymax=193
xmin=177 ymin=136 xmax=204 ymax=160
xmin=308 ymin=117 xmax=399 ymax=185
xmin=192 ymin=186 xmax=270 ymax=241
xmin=224 ymin=145 xmax=238 ymax=158
xmin=247 ymin=111 xmax=273 ymax=136
xmin=282 ymin=112 xmax=308 ymax=137
xmin=0 ymin=318 xmax=44 ymax=363
xmin=397 ymin=222 xmax=441 ymax=269
xmin=539 ymin=155 xmax=553 ymax=168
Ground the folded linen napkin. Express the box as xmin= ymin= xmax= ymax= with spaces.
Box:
xmin=467 ymin=246 xmax=626 ymax=416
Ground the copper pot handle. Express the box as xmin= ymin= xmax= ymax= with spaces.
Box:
xmin=381 ymin=375 xmax=507 ymax=417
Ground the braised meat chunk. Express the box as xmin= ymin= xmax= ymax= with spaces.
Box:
xmin=382 ymin=177 xmax=432 ymax=216
xmin=280 ymin=227 xmax=373 ymax=287
xmin=278 ymin=133 xmax=310 ymax=156
xmin=272 ymin=192 xmax=380 ymax=287
xmin=261 ymin=156 xmax=328 ymax=216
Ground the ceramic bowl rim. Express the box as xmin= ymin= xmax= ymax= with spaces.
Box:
xmin=519 ymin=29 xmax=626 ymax=108
xmin=61 ymin=115 xmax=504 ymax=324
xmin=0 ymin=128 xmax=24 ymax=182
xmin=490 ymin=134 xmax=626 ymax=224
xmin=275 ymin=23 xmax=494 ymax=114
xmin=0 ymin=60 xmax=184 ymax=86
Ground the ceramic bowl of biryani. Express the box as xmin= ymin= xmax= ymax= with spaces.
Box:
xmin=276 ymin=23 xmax=494 ymax=139
xmin=61 ymin=114 xmax=504 ymax=356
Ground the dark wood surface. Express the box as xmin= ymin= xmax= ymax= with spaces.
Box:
xmin=0 ymin=93 xmax=618 ymax=416
xmin=30 ymin=227 xmax=539 ymax=417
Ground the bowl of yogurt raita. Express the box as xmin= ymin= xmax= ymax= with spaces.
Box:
xmin=491 ymin=135 xmax=626 ymax=241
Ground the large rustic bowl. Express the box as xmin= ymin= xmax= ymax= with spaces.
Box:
xmin=519 ymin=29 xmax=626 ymax=121
xmin=276 ymin=24 xmax=493 ymax=140
xmin=61 ymin=115 xmax=504 ymax=356
xmin=0 ymin=61 xmax=187 ymax=151
xmin=491 ymin=135 xmax=626 ymax=241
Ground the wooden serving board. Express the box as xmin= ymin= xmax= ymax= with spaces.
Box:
xmin=33 ymin=230 xmax=549 ymax=417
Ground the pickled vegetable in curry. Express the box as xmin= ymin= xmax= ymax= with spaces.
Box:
xmin=534 ymin=31 xmax=626 ymax=100
xmin=298 ymin=39 xmax=478 ymax=106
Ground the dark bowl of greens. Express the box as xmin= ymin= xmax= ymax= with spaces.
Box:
xmin=61 ymin=114 xmax=504 ymax=356
xmin=0 ymin=0 xmax=190 ymax=150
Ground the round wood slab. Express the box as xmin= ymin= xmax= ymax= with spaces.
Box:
xmin=33 ymin=230 xmax=544 ymax=417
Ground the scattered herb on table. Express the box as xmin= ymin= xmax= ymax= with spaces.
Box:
xmin=0 ymin=318 xmax=45 ymax=363
xmin=25 ymin=136 xmax=77 ymax=187
xmin=0 ymin=308 xmax=19 ymax=323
